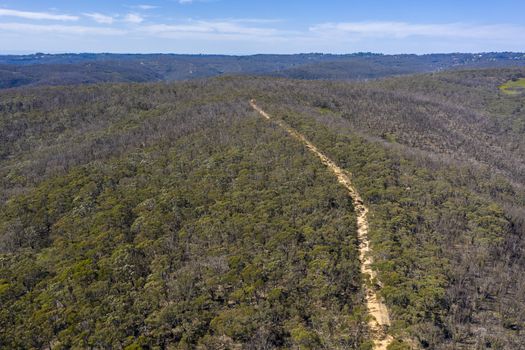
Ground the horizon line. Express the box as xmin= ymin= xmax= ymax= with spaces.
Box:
xmin=1 ymin=51 xmax=525 ymax=57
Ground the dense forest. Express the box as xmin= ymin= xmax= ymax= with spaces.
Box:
xmin=1 ymin=52 xmax=525 ymax=89
xmin=1 ymin=67 xmax=525 ymax=349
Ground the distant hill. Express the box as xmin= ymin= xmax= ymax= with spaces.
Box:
xmin=0 ymin=52 xmax=524 ymax=88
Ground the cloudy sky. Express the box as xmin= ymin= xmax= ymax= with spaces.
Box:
xmin=0 ymin=0 xmax=524 ymax=54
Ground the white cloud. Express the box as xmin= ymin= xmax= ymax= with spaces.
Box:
xmin=0 ymin=8 xmax=78 ymax=21
xmin=135 ymin=5 xmax=158 ymax=10
xmin=140 ymin=23 xmax=210 ymax=34
xmin=139 ymin=20 xmax=280 ymax=38
xmin=177 ymin=0 xmax=215 ymax=5
xmin=123 ymin=13 xmax=144 ymax=24
xmin=0 ymin=22 xmax=126 ymax=35
xmin=309 ymin=21 xmax=525 ymax=40
xmin=84 ymin=12 xmax=114 ymax=24
xmin=229 ymin=18 xmax=283 ymax=24
xmin=1 ymin=14 xmax=524 ymax=54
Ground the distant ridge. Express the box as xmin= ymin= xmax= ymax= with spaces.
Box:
xmin=1 ymin=52 xmax=524 ymax=89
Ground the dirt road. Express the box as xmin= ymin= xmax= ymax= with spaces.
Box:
xmin=250 ymin=99 xmax=393 ymax=350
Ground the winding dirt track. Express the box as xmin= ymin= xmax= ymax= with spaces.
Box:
xmin=250 ymin=100 xmax=393 ymax=350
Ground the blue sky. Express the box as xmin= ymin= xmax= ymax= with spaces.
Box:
xmin=0 ymin=0 xmax=524 ymax=54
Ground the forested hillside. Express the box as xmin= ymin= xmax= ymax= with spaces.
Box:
xmin=249 ymin=68 xmax=525 ymax=348
xmin=1 ymin=52 xmax=525 ymax=89
xmin=0 ymin=82 xmax=371 ymax=349
xmin=1 ymin=68 xmax=525 ymax=349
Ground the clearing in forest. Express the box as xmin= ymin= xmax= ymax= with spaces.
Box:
xmin=500 ymin=78 xmax=525 ymax=95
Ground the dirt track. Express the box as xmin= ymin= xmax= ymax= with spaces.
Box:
xmin=250 ymin=100 xmax=393 ymax=350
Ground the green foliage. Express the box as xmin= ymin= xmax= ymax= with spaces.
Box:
xmin=257 ymin=90 xmax=524 ymax=348
xmin=1 ymin=68 xmax=525 ymax=349
xmin=387 ymin=339 xmax=413 ymax=350
xmin=500 ymin=78 xmax=525 ymax=95
xmin=289 ymin=323 xmax=321 ymax=349
xmin=0 ymin=94 xmax=367 ymax=348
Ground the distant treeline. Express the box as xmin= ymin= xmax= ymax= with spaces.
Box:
xmin=1 ymin=52 xmax=525 ymax=89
